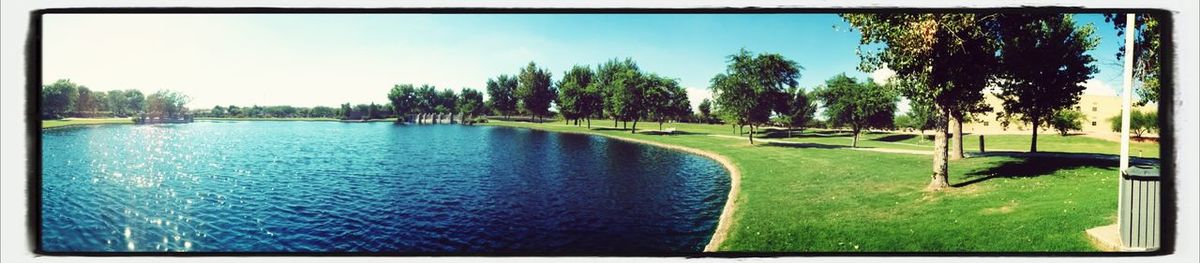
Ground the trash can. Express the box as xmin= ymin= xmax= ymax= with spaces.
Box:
xmin=1119 ymin=165 xmax=1160 ymax=251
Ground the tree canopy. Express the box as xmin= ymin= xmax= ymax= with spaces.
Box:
xmin=709 ymin=49 xmax=802 ymax=144
xmin=516 ymin=61 xmax=557 ymax=121
xmin=816 ymin=74 xmax=898 ymax=147
xmin=993 ymin=14 xmax=1098 ymax=152
xmin=486 ymin=75 xmax=519 ymax=117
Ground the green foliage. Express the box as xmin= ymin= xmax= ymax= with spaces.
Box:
xmin=516 ymin=61 xmax=557 ymax=120
xmin=1049 ymin=109 xmax=1086 ymax=136
xmin=841 ymin=14 xmax=996 ymax=119
xmin=644 ymin=74 xmax=692 ymax=128
xmin=815 ymin=74 xmax=898 ymax=146
xmin=1109 ymin=109 xmax=1158 ymax=138
xmin=698 ymin=98 xmax=713 ymax=123
xmin=41 ymin=79 xmax=80 ymax=119
xmin=340 ymin=103 xmax=352 ymax=120
xmin=895 ymin=100 xmax=937 ymax=132
xmin=437 ymin=88 xmax=457 ymax=114
xmin=486 ymin=75 xmax=519 ymax=116
xmin=388 ymin=84 xmax=418 ymax=117
xmin=415 ymin=85 xmax=438 ymax=114
xmin=1104 ymin=13 xmax=1161 ymax=105
xmin=556 ymin=65 xmax=594 ymax=122
xmin=596 ymin=58 xmax=642 ymax=121
xmin=993 ymin=14 xmax=1098 ymax=151
xmin=709 ymin=49 xmax=802 ymax=143
xmin=775 ymin=86 xmax=817 ymax=133
xmin=457 ymin=88 xmax=486 ymax=119
xmin=145 ymin=90 xmax=190 ymax=118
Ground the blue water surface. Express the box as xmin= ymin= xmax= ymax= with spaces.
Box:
xmin=40 ymin=121 xmax=729 ymax=253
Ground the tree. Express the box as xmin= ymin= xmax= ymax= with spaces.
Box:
xmin=75 ymin=87 xmax=97 ymax=116
xmin=596 ymin=58 xmax=642 ymax=128
xmin=105 ymin=90 xmax=128 ymax=117
xmin=311 ymin=106 xmax=337 ymax=118
xmin=457 ymin=88 xmax=486 ymax=123
xmin=709 ymin=49 xmax=802 ymax=144
xmin=415 ymin=85 xmax=438 ymax=123
xmin=608 ymin=68 xmax=648 ymax=133
xmin=388 ymin=84 xmax=418 ymax=122
xmin=516 ymin=61 xmax=557 ymax=122
xmin=993 ymin=14 xmax=1098 ymax=153
xmin=145 ymin=90 xmax=190 ymax=118
xmin=211 ymin=105 xmax=226 ymax=117
xmin=1104 ymin=14 xmax=1161 ymax=105
xmin=1049 ymin=109 xmax=1085 ymax=136
xmin=776 ymin=87 xmax=818 ymax=137
xmin=556 ymin=65 xmax=594 ymax=126
xmin=41 ymin=79 xmax=79 ymax=119
xmin=644 ymin=75 xmax=691 ymax=131
xmin=842 ymin=13 xmax=998 ymax=190
xmin=437 ymin=88 xmax=458 ymax=121
xmin=896 ymin=100 xmax=938 ymax=137
xmin=486 ymin=75 xmax=519 ymax=118
xmin=1109 ymin=110 xmax=1158 ymax=138
xmin=816 ymin=74 xmax=898 ymax=147
xmin=698 ymin=98 xmax=713 ymax=124
xmin=339 ymin=103 xmax=352 ymax=120
xmin=124 ymin=89 xmax=146 ymax=115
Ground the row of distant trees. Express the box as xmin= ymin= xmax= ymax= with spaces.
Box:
xmin=40 ymin=79 xmax=190 ymax=120
xmin=198 ymin=105 xmax=342 ymax=119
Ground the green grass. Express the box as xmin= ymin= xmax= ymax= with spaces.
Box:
xmin=751 ymin=128 xmax=1159 ymax=159
xmin=41 ymin=118 xmax=134 ymax=129
xmin=484 ymin=120 xmax=1127 ymax=252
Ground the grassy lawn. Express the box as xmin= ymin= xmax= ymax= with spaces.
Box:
xmin=41 ymin=118 xmax=134 ymax=129
xmin=485 ymin=120 xmax=1125 ymax=252
xmin=749 ymin=128 xmax=1159 ymax=159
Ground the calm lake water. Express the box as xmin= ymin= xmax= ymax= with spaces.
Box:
xmin=40 ymin=121 xmax=730 ymax=253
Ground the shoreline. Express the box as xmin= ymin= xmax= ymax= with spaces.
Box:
xmin=483 ymin=121 xmax=742 ymax=252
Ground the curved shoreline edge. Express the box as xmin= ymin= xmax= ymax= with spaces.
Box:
xmin=485 ymin=123 xmax=741 ymax=252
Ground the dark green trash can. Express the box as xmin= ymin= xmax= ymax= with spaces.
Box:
xmin=1119 ymin=165 xmax=1160 ymax=251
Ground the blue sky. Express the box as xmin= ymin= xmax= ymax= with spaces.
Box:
xmin=43 ymin=13 xmax=1128 ymax=110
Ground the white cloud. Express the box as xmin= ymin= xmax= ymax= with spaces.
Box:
xmin=1082 ymin=79 xmax=1119 ymax=97
xmin=870 ymin=65 xmax=896 ymax=85
xmin=684 ymin=87 xmax=713 ymax=113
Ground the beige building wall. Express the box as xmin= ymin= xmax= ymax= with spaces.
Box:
xmin=961 ymin=93 xmax=1157 ymax=136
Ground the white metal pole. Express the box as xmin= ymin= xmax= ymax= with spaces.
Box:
xmin=1120 ymin=14 xmax=1135 ymax=175
xmin=1117 ymin=13 xmax=1136 ymax=247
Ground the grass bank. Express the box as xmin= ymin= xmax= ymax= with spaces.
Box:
xmin=41 ymin=118 xmax=134 ymax=129
xmin=485 ymin=120 xmax=1126 ymax=252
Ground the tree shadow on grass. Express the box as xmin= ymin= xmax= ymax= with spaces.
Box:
xmin=638 ymin=130 xmax=704 ymax=136
xmin=761 ymin=141 xmax=851 ymax=149
xmin=952 ymin=156 xmax=1119 ymax=187
xmin=873 ymin=134 xmax=918 ymax=142
xmin=757 ymin=130 xmax=850 ymax=139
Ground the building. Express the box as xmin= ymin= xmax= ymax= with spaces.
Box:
xmin=961 ymin=89 xmax=1158 ymax=136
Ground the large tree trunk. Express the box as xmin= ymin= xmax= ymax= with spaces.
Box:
xmin=630 ymin=118 xmax=638 ymax=134
xmin=925 ymin=113 xmax=951 ymax=191
xmin=659 ymin=119 xmax=664 ymax=131
xmin=587 ymin=118 xmax=591 ymax=129
xmin=949 ymin=114 xmax=964 ymax=160
xmin=1030 ymin=118 xmax=1039 ymax=153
